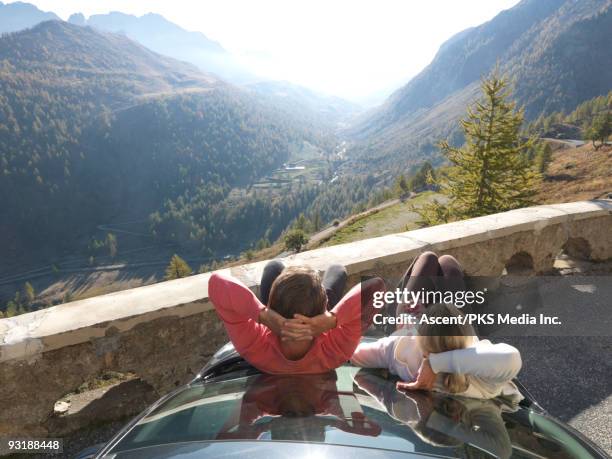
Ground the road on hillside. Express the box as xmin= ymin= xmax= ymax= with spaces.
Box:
xmin=307 ymin=198 xmax=401 ymax=247
xmin=542 ymin=138 xmax=586 ymax=148
xmin=542 ymin=138 xmax=612 ymax=148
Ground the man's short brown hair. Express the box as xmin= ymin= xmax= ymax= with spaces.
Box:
xmin=268 ymin=266 xmax=327 ymax=318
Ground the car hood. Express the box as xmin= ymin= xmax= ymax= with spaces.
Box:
xmin=108 ymin=440 xmax=427 ymax=459
xmin=103 ymin=363 xmax=604 ymax=459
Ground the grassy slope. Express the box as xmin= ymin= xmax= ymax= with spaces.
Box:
xmin=322 ymin=192 xmax=440 ymax=246
xmin=321 ymin=142 xmax=611 ymax=248
xmin=536 ymin=142 xmax=612 ymax=203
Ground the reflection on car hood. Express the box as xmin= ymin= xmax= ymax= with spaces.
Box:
xmin=110 ymin=440 xmax=425 ymax=459
xmin=106 ymin=364 xmax=603 ymax=459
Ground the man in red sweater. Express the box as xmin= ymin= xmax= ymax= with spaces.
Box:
xmin=208 ymin=261 xmax=385 ymax=374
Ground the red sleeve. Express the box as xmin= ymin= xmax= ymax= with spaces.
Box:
xmin=321 ymin=277 xmax=385 ymax=361
xmin=208 ymin=272 xmax=267 ymax=355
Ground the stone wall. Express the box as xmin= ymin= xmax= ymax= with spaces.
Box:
xmin=1 ymin=200 xmax=610 ymax=436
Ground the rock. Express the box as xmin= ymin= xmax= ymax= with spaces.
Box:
xmin=54 ymin=400 xmax=70 ymax=414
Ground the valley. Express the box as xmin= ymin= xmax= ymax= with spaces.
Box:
xmin=1 ymin=2 xmax=612 ymax=456
xmin=0 ymin=0 xmax=611 ymax=316
xmin=0 ymin=138 xmax=348 ymax=306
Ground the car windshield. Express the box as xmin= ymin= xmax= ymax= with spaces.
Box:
xmin=109 ymin=365 xmax=598 ymax=458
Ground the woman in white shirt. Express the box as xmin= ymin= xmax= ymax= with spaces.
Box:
xmin=352 ymin=302 xmax=523 ymax=403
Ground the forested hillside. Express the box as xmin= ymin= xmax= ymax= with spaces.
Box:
xmin=66 ymin=9 xmax=361 ymax=130
xmin=528 ymin=91 xmax=612 ymax=139
xmin=0 ymin=21 xmax=336 ymax=262
xmin=349 ymin=0 xmax=612 ymax=170
xmin=1 ymin=3 xmax=361 ymax=140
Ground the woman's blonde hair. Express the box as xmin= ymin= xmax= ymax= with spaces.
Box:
xmin=417 ymin=303 xmax=476 ymax=394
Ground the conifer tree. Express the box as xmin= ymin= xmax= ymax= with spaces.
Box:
xmin=5 ymin=301 xmax=18 ymax=317
xmin=294 ymin=213 xmax=309 ymax=232
xmin=419 ymin=72 xmax=539 ymax=225
xmin=165 ymin=254 xmax=192 ymax=280
xmin=284 ymin=229 xmax=308 ymax=253
xmin=23 ymin=282 xmax=36 ymax=306
xmin=408 ymin=161 xmax=435 ymax=192
xmin=255 ymin=238 xmax=270 ymax=251
xmin=534 ymin=142 xmax=553 ymax=174
xmin=312 ymin=212 xmax=322 ymax=232
xmin=106 ymin=233 xmax=118 ymax=258
xmin=394 ymin=174 xmax=409 ymax=196
xmin=585 ymin=112 xmax=611 ymax=150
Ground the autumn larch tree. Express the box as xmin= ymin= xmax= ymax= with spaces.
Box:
xmin=418 ymin=72 xmax=540 ymax=225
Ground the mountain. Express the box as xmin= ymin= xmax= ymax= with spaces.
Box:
xmin=0 ymin=3 xmax=359 ymax=122
xmin=0 ymin=3 xmax=249 ymax=83
xmin=350 ymin=0 xmax=612 ymax=169
xmin=68 ymin=11 xmax=253 ymax=84
xmin=74 ymin=13 xmax=361 ymax=123
xmin=0 ymin=21 xmax=334 ymax=263
xmin=0 ymin=1 xmax=59 ymax=33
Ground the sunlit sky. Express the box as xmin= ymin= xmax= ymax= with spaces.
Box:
xmin=19 ymin=0 xmax=520 ymax=102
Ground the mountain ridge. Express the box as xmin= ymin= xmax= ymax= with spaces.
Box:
xmin=67 ymin=9 xmax=251 ymax=84
xmin=0 ymin=3 xmax=361 ymax=127
xmin=77 ymin=11 xmax=225 ymax=54
xmin=349 ymin=0 xmax=612 ymax=170
xmin=0 ymin=1 xmax=59 ymax=33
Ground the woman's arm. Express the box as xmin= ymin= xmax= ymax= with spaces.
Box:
xmin=428 ymin=341 xmax=522 ymax=384
xmin=351 ymin=336 xmax=398 ymax=368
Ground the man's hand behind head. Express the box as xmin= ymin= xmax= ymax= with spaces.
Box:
xmin=259 ymin=307 xmax=291 ymax=338
xmin=282 ymin=311 xmax=337 ymax=341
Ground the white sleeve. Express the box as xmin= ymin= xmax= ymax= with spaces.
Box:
xmin=351 ymin=336 xmax=398 ymax=369
xmin=428 ymin=341 xmax=522 ymax=384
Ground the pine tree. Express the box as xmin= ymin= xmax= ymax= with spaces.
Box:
xmin=284 ymin=229 xmax=308 ymax=253
xmin=6 ymin=301 xmax=18 ymax=317
xmin=23 ymin=282 xmax=35 ymax=307
xmin=534 ymin=142 xmax=553 ymax=174
xmin=164 ymin=254 xmax=192 ymax=280
xmin=106 ymin=233 xmax=118 ymax=258
xmin=294 ymin=213 xmax=309 ymax=232
xmin=426 ymin=72 xmax=539 ymax=222
xmin=394 ymin=174 xmax=409 ymax=196
xmin=312 ymin=212 xmax=322 ymax=231
xmin=585 ymin=112 xmax=611 ymax=150
xmin=255 ymin=238 xmax=270 ymax=250
xmin=408 ymin=161 xmax=436 ymax=192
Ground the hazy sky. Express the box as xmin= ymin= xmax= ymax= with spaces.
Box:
xmin=21 ymin=0 xmax=520 ymax=102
